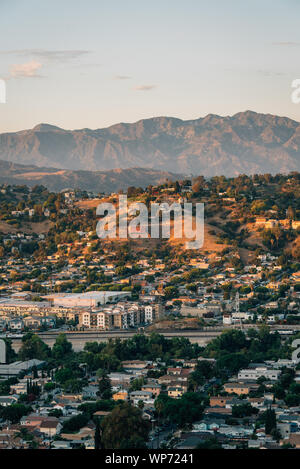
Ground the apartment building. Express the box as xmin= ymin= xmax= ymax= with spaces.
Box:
xmin=111 ymin=303 xmax=141 ymax=329
xmin=78 ymin=301 xmax=163 ymax=330
xmin=0 ymin=300 xmax=79 ymax=322
xmin=144 ymin=303 xmax=164 ymax=323
xmin=79 ymin=310 xmax=113 ymax=329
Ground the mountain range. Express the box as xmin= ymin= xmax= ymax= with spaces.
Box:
xmin=0 ymin=110 xmax=299 ymax=177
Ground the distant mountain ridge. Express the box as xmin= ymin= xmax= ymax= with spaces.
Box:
xmin=0 ymin=111 xmax=299 ymax=175
xmin=0 ymin=160 xmax=180 ymax=192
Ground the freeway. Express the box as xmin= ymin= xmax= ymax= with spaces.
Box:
xmin=10 ymin=324 xmax=300 ymax=352
xmin=10 ymin=328 xmax=223 ymax=352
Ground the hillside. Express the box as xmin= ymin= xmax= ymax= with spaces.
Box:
xmin=0 ymin=111 xmax=299 ymax=176
xmin=0 ymin=160 xmax=180 ymax=192
xmin=0 ymin=173 xmax=298 ymax=267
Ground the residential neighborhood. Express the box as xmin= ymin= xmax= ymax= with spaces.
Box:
xmin=0 ymin=174 xmax=299 ymax=450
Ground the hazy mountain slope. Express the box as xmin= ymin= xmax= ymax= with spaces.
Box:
xmin=0 ymin=111 xmax=299 ymax=175
xmin=0 ymin=160 xmax=180 ymax=192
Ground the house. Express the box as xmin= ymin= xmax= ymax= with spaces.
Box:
xmin=54 ymin=393 xmax=82 ymax=404
xmin=60 ymin=424 xmax=95 ymax=443
xmin=176 ymin=432 xmax=225 ymax=449
xmin=51 ymin=441 xmax=72 ymax=449
xmin=167 ymin=386 xmax=185 ymax=398
xmin=108 ymin=372 xmax=136 ymax=387
xmin=23 ymin=316 xmax=42 ymax=329
xmin=248 ymin=398 xmax=265 ymax=409
xmin=39 ymin=418 xmax=62 ymax=437
xmin=20 ymin=415 xmax=44 ymax=428
xmin=157 ymin=373 xmax=171 ymax=384
xmin=209 ymin=396 xmax=235 ymax=407
xmin=238 ymin=367 xmax=281 ymax=381
xmin=121 ymin=360 xmax=149 ymax=371
xmin=112 ymin=390 xmax=128 ymax=401
xmin=93 ymin=410 xmax=111 ymax=419
xmin=141 ymin=384 xmax=161 ymax=397
xmin=10 ymin=379 xmax=28 ymax=395
xmin=223 ymin=383 xmax=253 ymax=395
xmin=204 ymin=407 xmax=232 ymax=416
xmin=0 ymin=396 xmax=18 ymax=407
xmin=82 ymin=385 xmax=98 ymax=399
xmin=51 ymin=404 xmax=68 ymax=416
xmin=8 ymin=318 xmax=24 ymax=331
xmin=281 ymin=434 xmax=300 ymax=448
xmin=129 ymin=390 xmax=153 ymax=403
xmin=167 ymin=367 xmax=182 ymax=376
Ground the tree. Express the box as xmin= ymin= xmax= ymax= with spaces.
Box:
xmin=98 ymin=373 xmax=112 ymax=400
xmin=94 ymin=418 xmax=102 ymax=450
xmin=18 ymin=333 xmax=50 ymax=361
xmin=52 ymin=333 xmax=73 ymax=360
xmin=154 ymin=393 xmax=204 ymax=427
xmin=48 ymin=409 xmax=63 ymax=418
xmin=137 ymin=400 xmax=144 ymax=410
xmin=264 ymin=408 xmax=277 ymax=435
xmin=197 ymin=437 xmax=222 ymax=449
xmin=3 ymin=339 xmax=17 ymax=363
xmin=206 ymin=329 xmax=247 ymax=355
xmin=62 ymin=413 xmax=90 ymax=433
xmin=32 ymin=365 xmax=38 ymax=379
xmin=129 ymin=377 xmax=145 ymax=392
xmin=216 ymin=352 xmax=249 ymax=374
xmin=54 ymin=367 xmax=74 ymax=385
xmin=232 ymin=403 xmax=258 ymax=418
xmin=0 ymin=404 xmax=32 ymax=424
xmin=63 ymin=378 xmax=82 ymax=393
xmin=188 ymin=360 xmax=215 ymax=390
xmin=44 ymin=382 xmax=56 ymax=392
xmin=164 ymin=286 xmax=179 ymax=299
xmin=101 ymin=402 xmax=150 ymax=449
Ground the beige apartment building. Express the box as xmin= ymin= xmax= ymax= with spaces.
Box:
xmin=78 ymin=301 xmax=164 ymax=330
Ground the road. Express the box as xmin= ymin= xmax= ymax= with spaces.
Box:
xmin=10 ymin=329 xmax=223 ymax=352
xmin=148 ymin=425 xmax=175 ymax=449
xmin=9 ymin=324 xmax=300 ymax=352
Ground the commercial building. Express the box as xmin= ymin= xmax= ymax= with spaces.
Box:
xmin=43 ymin=291 xmax=131 ymax=308
xmin=0 ymin=359 xmax=45 ymax=377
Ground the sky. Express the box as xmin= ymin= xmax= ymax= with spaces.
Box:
xmin=0 ymin=0 xmax=300 ymax=132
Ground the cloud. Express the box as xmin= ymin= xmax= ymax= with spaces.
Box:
xmin=134 ymin=84 xmax=156 ymax=91
xmin=1 ymin=49 xmax=91 ymax=63
xmin=272 ymin=42 xmax=300 ymax=47
xmin=256 ymin=69 xmax=285 ymax=77
xmin=114 ymin=75 xmax=132 ymax=80
xmin=10 ymin=60 xmax=43 ymax=78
